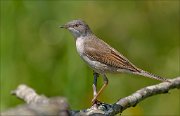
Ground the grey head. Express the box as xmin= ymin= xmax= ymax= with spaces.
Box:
xmin=60 ymin=19 xmax=93 ymax=38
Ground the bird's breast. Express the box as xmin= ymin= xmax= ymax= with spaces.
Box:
xmin=76 ymin=37 xmax=85 ymax=56
xmin=75 ymin=37 xmax=111 ymax=74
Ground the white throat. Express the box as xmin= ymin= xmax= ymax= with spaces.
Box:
xmin=68 ymin=27 xmax=81 ymax=38
xmin=76 ymin=36 xmax=85 ymax=56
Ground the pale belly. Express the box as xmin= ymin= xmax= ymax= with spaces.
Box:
xmin=76 ymin=37 xmax=123 ymax=74
xmin=81 ymin=55 xmax=110 ymax=73
xmin=75 ymin=37 xmax=105 ymax=73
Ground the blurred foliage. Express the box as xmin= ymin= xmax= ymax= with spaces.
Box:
xmin=0 ymin=0 xmax=179 ymax=115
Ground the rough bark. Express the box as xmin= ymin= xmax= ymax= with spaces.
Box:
xmin=1 ymin=77 xmax=180 ymax=116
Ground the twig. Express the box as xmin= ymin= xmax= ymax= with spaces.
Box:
xmin=11 ymin=84 xmax=49 ymax=104
xmin=72 ymin=77 xmax=180 ymax=115
xmin=1 ymin=77 xmax=180 ymax=116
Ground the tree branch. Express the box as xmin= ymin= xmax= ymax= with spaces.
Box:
xmin=1 ymin=77 xmax=180 ymax=116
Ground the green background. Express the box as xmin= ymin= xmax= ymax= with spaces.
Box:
xmin=1 ymin=1 xmax=179 ymax=115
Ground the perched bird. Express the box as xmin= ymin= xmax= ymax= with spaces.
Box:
xmin=60 ymin=19 xmax=170 ymax=103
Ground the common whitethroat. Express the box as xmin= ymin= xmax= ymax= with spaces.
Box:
xmin=60 ymin=19 xmax=170 ymax=104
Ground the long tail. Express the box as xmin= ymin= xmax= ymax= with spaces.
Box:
xmin=133 ymin=69 xmax=170 ymax=82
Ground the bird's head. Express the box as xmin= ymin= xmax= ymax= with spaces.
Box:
xmin=60 ymin=19 xmax=92 ymax=38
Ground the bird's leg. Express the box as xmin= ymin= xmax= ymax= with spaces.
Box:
xmin=92 ymin=74 xmax=108 ymax=104
xmin=92 ymin=71 xmax=99 ymax=97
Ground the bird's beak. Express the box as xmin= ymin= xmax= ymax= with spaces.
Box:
xmin=59 ymin=24 xmax=68 ymax=29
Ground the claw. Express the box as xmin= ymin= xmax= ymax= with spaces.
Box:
xmin=91 ymin=98 xmax=97 ymax=104
xmin=92 ymin=99 xmax=101 ymax=105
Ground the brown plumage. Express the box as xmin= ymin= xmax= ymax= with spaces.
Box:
xmin=84 ymin=35 xmax=140 ymax=72
xmin=60 ymin=19 xmax=170 ymax=104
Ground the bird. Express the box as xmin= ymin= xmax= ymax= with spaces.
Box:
xmin=60 ymin=19 xmax=170 ymax=104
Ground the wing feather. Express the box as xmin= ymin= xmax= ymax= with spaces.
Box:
xmin=84 ymin=36 xmax=140 ymax=72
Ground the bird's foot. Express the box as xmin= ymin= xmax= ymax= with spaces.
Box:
xmin=91 ymin=98 xmax=95 ymax=104
xmin=91 ymin=99 xmax=102 ymax=109
xmin=92 ymin=99 xmax=100 ymax=104
xmin=91 ymin=96 xmax=100 ymax=104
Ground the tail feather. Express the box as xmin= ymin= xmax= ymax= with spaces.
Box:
xmin=133 ymin=69 xmax=170 ymax=82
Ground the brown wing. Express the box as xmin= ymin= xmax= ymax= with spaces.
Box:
xmin=84 ymin=36 xmax=140 ymax=72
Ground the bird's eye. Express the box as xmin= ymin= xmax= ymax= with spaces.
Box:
xmin=74 ymin=24 xmax=79 ymax=27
